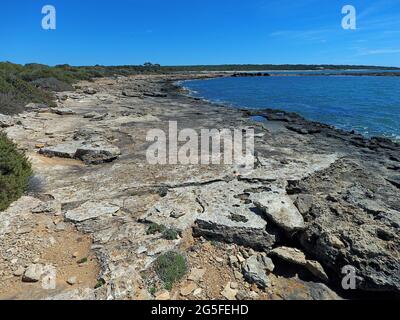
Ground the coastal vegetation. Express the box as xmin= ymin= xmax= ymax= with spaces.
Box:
xmin=1 ymin=61 xmax=398 ymax=115
xmin=155 ymin=251 xmax=187 ymax=290
xmin=0 ymin=133 xmax=32 ymax=211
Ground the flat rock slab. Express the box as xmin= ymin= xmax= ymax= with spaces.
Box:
xmin=141 ymin=187 xmax=203 ymax=231
xmin=193 ymin=181 xmax=277 ymax=250
xmin=51 ymin=107 xmax=76 ymax=115
xmin=75 ymin=143 xmax=121 ymax=164
xmin=40 ymin=141 xmax=83 ymax=159
xmin=270 ymin=246 xmax=307 ymax=265
xmin=252 ymin=187 xmax=305 ymax=232
xmin=270 ymin=246 xmax=328 ymax=282
xmin=242 ymin=153 xmax=339 ymax=181
xmin=65 ymin=201 xmax=120 ymax=223
xmin=40 ymin=140 xmax=120 ymax=164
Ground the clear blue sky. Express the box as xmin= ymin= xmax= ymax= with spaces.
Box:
xmin=1 ymin=0 xmax=400 ymax=66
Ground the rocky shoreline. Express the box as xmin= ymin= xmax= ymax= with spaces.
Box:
xmin=0 ymin=73 xmax=399 ymax=300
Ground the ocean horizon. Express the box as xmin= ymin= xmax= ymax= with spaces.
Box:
xmin=182 ymin=72 xmax=400 ymax=142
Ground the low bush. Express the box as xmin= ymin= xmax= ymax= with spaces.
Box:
xmin=162 ymin=228 xmax=179 ymax=240
xmin=146 ymin=223 xmax=166 ymax=235
xmin=0 ymin=133 xmax=32 ymax=211
xmin=155 ymin=251 xmax=187 ymax=290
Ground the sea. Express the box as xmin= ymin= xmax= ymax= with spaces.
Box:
xmin=182 ymin=70 xmax=400 ymax=141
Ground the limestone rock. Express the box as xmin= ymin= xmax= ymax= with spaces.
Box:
xmin=40 ymin=140 xmax=120 ymax=164
xmin=22 ymin=264 xmax=44 ymax=282
xmin=40 ymin=141 xmax=83 ymax=159
xmin=294 ymin=194 xmax=313 ymax=215
xmin=305 ymin=260 xmax=329 ymax=283
xmin=270 ymin=247 xmax=328 ymax=282
xmin=236 ymin=290 xmax=259 ymax=300
xmin=270 ymin=247 xmax=307 ymax=265
xmin=193 ymin=181 xmax=278 ymax=250
xmin=83 ymin=87 xmax=97 ymax=95
xmin=13 ymin=266 xmax=25 ymax=277
xmin=67 ymin=276 xmax=77 ymax=285
xmin=74 ymin=143 xmax=121 ymax=164
xmin=65 ymin=201 xmax=120 ymax=223
xmin=51 ymin=107 xmax=76 ymax=115
xmin=155 ymin=290 xmax=170 ymax=300
xmin=180 ymin=282 xmax=197 ymax=296
xmin=0 ymin=114 xmax=16 ymax=128
xmin=221 ymin=282 xmax=238 ymax=300
xmin=252 ymin=188 xmax=305 ymax=232
xmin=188 ymin=268 xmax=205 ymax=282
xmin=31 ymin=201 xmax=61 ymax=215
xmin=242 ymin=255 xmax=272 ymax=288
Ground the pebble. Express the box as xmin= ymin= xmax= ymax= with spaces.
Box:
xmin=22 ymin=264 xmax=44 ymax=282
xmin=193 ymin=288 xmax=203 ymax=297
xmin=13 ymin=266 xmax=25 ymax=277
xmin=188 ymin=268 xmax=206 ymax=282
xmin=67 ymin=276 xmax=77 ymax=285
xmin=221 ymin=282 xmax=238 ymax=300
xmin=155 ymin=290 xmax=170 ymax=300
xmin=230 ymin=282 xmax=239 ymax=289
xmin=180 ymin=282 xmax=197 ymax=296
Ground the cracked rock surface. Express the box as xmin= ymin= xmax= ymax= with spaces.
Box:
xmin=0 ymin=74 xmax=399 ymax=299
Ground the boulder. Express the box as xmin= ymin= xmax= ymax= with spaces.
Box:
xmin=242 ymin=255 xmax=273 ymax=288
xmin=22 ymin=264 xmax=44 ymax=282
xmin=294 ymin=194 xmax=313 ymax=216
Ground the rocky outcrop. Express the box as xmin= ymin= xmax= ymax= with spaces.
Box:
xmin=192 ymin=181 xmax=279 ymax=250
xmin=1 ymin=73 xmax=399 ymax=300
xmin=296 ymin=159 xmax=400 ymax=293
xmin=39 ymin=127 xmax=121 ymax=164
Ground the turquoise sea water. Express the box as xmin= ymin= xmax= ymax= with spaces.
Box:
xmin=183 ymin=72 xmax=400 ymax=141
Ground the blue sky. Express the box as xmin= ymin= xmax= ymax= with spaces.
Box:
xmin=1 ymin=0 xmax=400 ymax=66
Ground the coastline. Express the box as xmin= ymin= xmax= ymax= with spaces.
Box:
xmin=177 ymin=76 xmax=400 ymax=143
xmin=0 ymin=73 xmax=399 ymax=299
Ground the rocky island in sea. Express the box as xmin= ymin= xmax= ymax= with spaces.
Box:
xmin=0 ymin=63 xmax=399 ymax=300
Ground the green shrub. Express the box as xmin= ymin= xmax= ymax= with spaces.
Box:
xmin=162 ymin=228 xmax=179 ymax=240
xmin=0 ymin=133 xmax=32 ymax=211
xmin=94 ymin=278 xmax=105 ymax=289
xmin=155 ymin=251 xmax=187 ymax=290
xmin=146 ymin=223 xmax=166 ymax=235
